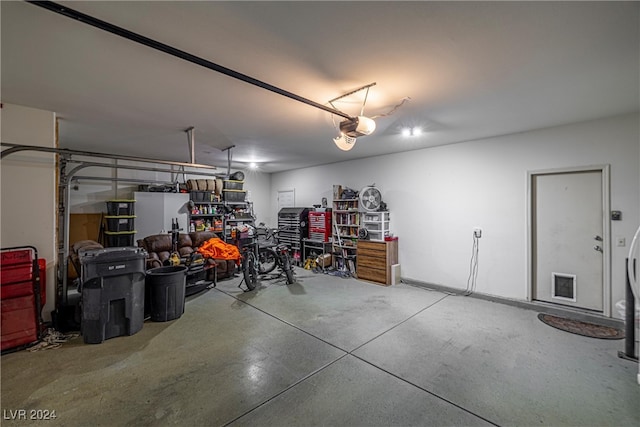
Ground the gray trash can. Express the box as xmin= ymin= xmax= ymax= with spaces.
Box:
xmin=79 ymin=247 xmax=147 ymax=344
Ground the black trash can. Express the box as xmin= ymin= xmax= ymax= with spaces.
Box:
xmin=146 ymin=266 xmax=187 ymax=322
xmin=79 ymin=247 xmax=146 ymax=344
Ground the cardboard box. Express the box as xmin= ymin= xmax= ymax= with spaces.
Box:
xmin=316 ymin=253 xmax=332 ymax=267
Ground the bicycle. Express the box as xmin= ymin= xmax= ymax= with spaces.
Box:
xmin=255 ymin=224 xmax=295 ymax=284
xmin=239 ymin=239 xmax=259 ymax=291
xmin=239 ymin=225 xmax=296 ymax=291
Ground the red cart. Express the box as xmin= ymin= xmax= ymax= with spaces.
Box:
xmin=1 ymin=246 xmax=46 ymax=352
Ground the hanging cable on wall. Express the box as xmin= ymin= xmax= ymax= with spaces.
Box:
xmin=464 ymin=232 xmax=480 ymax=296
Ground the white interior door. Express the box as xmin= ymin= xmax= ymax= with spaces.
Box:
xmin=532 ymin=170 xmax=604 ymax=311
xmin=277 ymin=189 xmax=295 ymax=211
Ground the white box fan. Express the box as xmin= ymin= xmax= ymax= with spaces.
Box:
xmin=359 ymin=185 xmax=384 ymax=212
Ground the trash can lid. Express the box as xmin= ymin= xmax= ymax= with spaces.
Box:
xmin=80 ymin=247 xmax=147 ymax=263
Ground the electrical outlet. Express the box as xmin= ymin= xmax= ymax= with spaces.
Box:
xmin=473 ymin=227 xmax=482 ymax=238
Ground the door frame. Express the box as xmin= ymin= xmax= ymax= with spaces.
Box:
xmin=526 ymin=165 xmax=611 ymax=316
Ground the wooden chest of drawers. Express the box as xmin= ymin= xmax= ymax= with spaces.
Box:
xmin=356 ymin=239 xmax=398 ymax=286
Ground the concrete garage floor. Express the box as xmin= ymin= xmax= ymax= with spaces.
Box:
xmin=1 ymin=268 xmax=639 ymax=426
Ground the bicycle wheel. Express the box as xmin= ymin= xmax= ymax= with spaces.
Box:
xmin=258 ymin=248 xmax=277 ymax=274
xmin=243 ymin=251 xmax=259 ymax=290
xmin=282 ymin=254 xmax=295 ymax=285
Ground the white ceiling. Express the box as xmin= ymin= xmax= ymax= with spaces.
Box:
xmin=2 ymin=1 xmax=638 ymax=173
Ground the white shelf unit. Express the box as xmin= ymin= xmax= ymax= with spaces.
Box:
xmin=361 ymin=211 xmax=390 ymax=242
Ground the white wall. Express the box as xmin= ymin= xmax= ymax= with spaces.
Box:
xmin=1 ymin=103 xmax=57 ymax=319
xmin=271 ymin=113 xmax=640 ymax=318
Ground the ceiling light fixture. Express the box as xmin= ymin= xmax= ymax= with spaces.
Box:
xmin=332 ymin=134 xmax=357 ymax=152
xmin=402 ymin=127 xmax=422 ymax=137
xmin=329 ymin=83 xmax=378 ymax=151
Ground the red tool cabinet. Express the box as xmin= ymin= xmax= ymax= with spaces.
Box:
xmin=308 ymin=211 xmax=332 ymax=242
xmin=1 ymin=247 xmax=46 ymax=352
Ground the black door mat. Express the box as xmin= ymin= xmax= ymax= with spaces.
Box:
xmin=537 ymin=313 xmax=624 ymax=339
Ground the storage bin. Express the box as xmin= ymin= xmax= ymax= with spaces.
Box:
xmin=190 ymin=191 xmax=203 ymax=202
xmin=190 ymin=190 xmax=214 ymax=202
xmin=223 ymin=180 xmax=244 ymax=190
xmin=106 ymin=200 xmax=135 ymax=216
xmin=223 ymin=189 xmax=247 ymax=202
xmin=79 ymin=247 xmax=146 ymax=344
xmin=104 ymin=215 xmax=136 ymax=232
xmin=104 ymin=231 xmax=136 ymax=247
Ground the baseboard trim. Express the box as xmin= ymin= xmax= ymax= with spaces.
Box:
xmin=401 ymin=277 xmax=624 ymax=329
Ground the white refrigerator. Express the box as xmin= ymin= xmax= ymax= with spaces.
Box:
xmin=134 ymin=192 xmax=190 ymax=240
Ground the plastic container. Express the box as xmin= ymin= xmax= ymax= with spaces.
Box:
xmin=104 ymin=230 xmax=136 ymax=247
xmin=190 ymin=191 xmax=202 ymax=202
xmin=223 ymin=189 xmax=247 ymax=202
xmin=145 ymin=266 xmax=187 ymax=322
xmin=104 ymin=215 xmax=136 ymax=232
xmin=79 ymin=247 xmax=146 ymax=344
xmin=106 ymin=200 xmax=135 ymax=216
xmin=190 ymin=190 xmax=214 ymax=203
xmin=223 ymin=180 xmax=244 ymax=190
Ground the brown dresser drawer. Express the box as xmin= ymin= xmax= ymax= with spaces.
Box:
xmin=357 ymin=256 xmax=386 ymax=270
xmin=357 ymin=240 xmax=386 ymax=254
xmin=357 ymin=247 xmax=386 ymax=259
xmin=357 ymin=266 xmax=387 ymax=284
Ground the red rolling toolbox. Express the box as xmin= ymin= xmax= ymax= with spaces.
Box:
xmin=308 ymin=211 xmax=332 ymax=242
xmin=1 ymin=246 xmax=46 ymax=352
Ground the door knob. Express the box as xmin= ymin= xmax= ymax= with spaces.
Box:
xmin=593 ymin=245 xmax=603 ymax=252
xmin=594 ymin=236 xmax=603 ymax=241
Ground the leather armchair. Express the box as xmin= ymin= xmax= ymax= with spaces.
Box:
xmin=137 ymin=231 xmax=237 ymax=280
